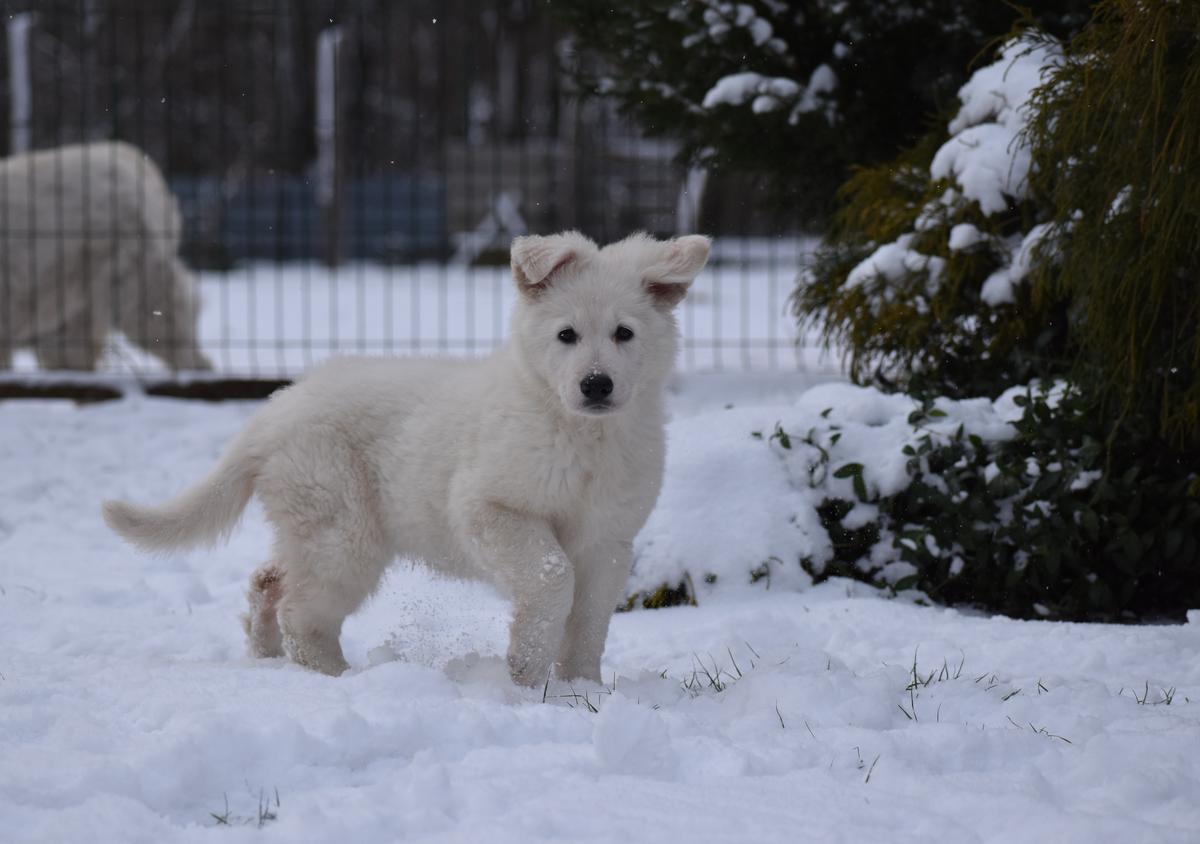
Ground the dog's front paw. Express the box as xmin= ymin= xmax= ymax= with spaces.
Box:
xmin=506 ymin=649 xmax=551 ymax=689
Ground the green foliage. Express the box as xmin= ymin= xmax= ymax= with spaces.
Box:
xmin=796 ymin=391 xmax=1200 ymax=620
xmin=556 ymin=0 xmax=1090 ymax=223
xmin=806 ymin=497 xmax=880 ymax=581
xmin=620 ymin=578 xmax=697 ymax=611
xmin=796 ymin=115 xmax=1072 ymax=400
xmin=880 ymin=390 xmax=1200 ymax=619
xmin=803 ymin=1 xmax=1200 ymax=439
xmin=1026 ymin=0 xmax=1200 ymax=448
xmin=791 ymin=3 xmax=1200 ymax=621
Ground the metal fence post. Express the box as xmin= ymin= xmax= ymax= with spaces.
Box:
xmin=7 ymin=12 xmax=35 ymax=154
xmin=316 ymin=25 xmax=344 ymax=267
xmin=675 ymin=167 xmax=708 ymax=236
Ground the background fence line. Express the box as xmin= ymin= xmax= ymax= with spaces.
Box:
xmin=0 ymin=0 xmax=827 ymax=378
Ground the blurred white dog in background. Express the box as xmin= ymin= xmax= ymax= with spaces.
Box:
xmin=0 ymin=141 xmax=210 ymax=371
xmin=104 ymin=231 xmax=710 ymax=686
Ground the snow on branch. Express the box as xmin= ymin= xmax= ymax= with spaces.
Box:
xmin=930 ymin=38 xmax=1063 ymax=215
xmin=680 ymin=1 xmax=789 ymax=55
xmin=843 ymin=36 xmax=1063 ymax=308
xmin=701 ymin=64 xmax=837 ymax=122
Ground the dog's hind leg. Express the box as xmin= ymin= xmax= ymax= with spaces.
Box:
xmin=254 ymin=437 xmax=391 ymax=676
xmin=32 ymin=311 xmax=105 ymax=371
xmin=241 ymin=562 xmax=285 ymax=658
xmin=279 ymin=594 xmax=350 ymax=676
xmin=274 ymin=535 xmax=390 ymax=677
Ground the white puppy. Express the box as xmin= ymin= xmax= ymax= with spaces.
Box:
xmin=0 ymin=141 xmax=210 ymax=371
xmin=103 ymin=231 xmax=710 ymax=685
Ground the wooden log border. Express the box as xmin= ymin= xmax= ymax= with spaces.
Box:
xmin=0 ymin=378 xmax=291 ymax=404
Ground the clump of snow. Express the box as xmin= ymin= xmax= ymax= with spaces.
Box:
xmin=1105 ymin=185 xmax=1132 ymax=222
xmin=804 ymin=63 xmax=837 ymax=106
xmin=930 ymin=38 xmax=1062 ymax=214
xmin=702 ymin=64 xmax=837 ymax=122
xmin=947 ymin=39 xmax=1056 ymax=135
xmin=948 ymin=222 xmax=986 ymax=251
xmin=683 ymin=1 xmax=788 ymax=55
xmin=913 ymin=187 xmax=961 ymax=232
xmin=702 ymin=72 xmax=800 ymax=112
xmin=844 ymin=233 xmax=946 ymax=297
xmin=980 ymin=221 xmax=1058 ymax=305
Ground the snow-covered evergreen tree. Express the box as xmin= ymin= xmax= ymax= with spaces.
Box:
xmin=799 ymin=35 xmax=1069 ymax=398
xmin=558 ymin=0 xmax=1090 ymax=222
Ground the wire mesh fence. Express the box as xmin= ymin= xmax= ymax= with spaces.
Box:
xmin=0 ymin=0 xmax=829 ymax=380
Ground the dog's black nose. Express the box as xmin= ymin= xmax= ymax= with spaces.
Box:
xmin=580 ymin=372 xmax=614 ymax=401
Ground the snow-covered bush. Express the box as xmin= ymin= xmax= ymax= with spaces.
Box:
xmin=883 ymin=389 xmax=1200 ymax=619
xmin=769 ymin=4 xmax=1200 ymax=620
xmin=631 ymin=383 xmax=1200 ymax=620
xmin=805 ymin=2 xmax=1200 ymax=451
xmin=798 ymin=36 xmax=1071 ymax=399
xmin=629 ymin=381 xmax=961 ymax=605
xmin=630 ymin=381 xmax=1033 ymax=602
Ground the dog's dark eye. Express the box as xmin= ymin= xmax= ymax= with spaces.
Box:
xmin=558 ymin=328 xmax=578 ymax=344
xmin=614 ymin=325 xmax=634 ymax=342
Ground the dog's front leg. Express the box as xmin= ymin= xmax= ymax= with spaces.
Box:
xmin=462 ymin=503 xmax=575 ymax=687
xmin=557 ymin=539 xmax=632 ymax=683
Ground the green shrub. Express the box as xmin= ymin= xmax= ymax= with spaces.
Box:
xmin=624 ymin=380 xmax=1199 ymax=620
xmin=802 ymin=3 xmax=1200 ymax=442
xmin=793 ymin=7 xmax=1200 ymax=619
xmin=881 ymin=391 xmax=1200 ymax=619
xmin=800 ymin=389 xmax=1200 ymax=620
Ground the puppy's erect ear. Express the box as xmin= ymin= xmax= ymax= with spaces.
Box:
xmin=643 ymin=235 xmax=711 ymax=309
xmin=510 ymin=232 xmax=592 ymax=297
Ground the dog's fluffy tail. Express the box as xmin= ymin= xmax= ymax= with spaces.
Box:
xmin=103 ymin=432 xmax=259 ymax=554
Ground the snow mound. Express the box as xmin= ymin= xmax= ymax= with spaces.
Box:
xmin=632 ymin=382 xmax=1034 ymax=599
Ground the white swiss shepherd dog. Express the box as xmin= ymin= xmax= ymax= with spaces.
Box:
xmin=104 ymin=231 xmax=711 ymax=686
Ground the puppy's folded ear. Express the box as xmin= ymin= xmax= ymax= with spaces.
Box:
xmin=643 ymin=235 xmax=711 ymax=309
xmin=510 ymin=232 xmax=594 ymax=297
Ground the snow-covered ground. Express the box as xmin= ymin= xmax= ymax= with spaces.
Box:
xmin=3 ymin=373 xmax=1200 ymax=842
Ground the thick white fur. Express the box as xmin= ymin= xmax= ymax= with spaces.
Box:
xmin=103 ymin=231 xmax=711 ymax=685
xmin=0 ymin=141 xmax=210 ymax=371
